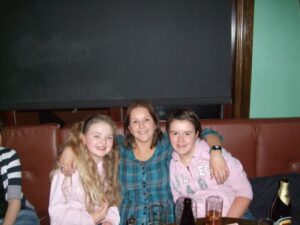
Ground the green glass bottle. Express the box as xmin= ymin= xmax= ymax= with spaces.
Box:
xmin=270 ymin=178 xmax=292 ymax=225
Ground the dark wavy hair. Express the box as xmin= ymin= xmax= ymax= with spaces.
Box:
xmin=166 ymin=108 xmax=202 ymax=137
xmin=123 ymin=100 xmax=163 ymax=149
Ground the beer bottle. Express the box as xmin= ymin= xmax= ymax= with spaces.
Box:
xmin=180 ymin=197 xmax=196 ymax=225
xmin=270 ymin=177 xmax=292 ymax=225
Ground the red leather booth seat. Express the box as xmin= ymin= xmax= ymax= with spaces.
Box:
xmin=201 ymin=118 xmax=300 ymax=178
xmin=2 ymin=118 xmax=300 ymax=225
xmin=2 ymin=124 xmax=59 ymax=225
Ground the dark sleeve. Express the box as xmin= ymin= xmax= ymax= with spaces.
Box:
xmin=201 ymin=128 xmax=223 ymax=141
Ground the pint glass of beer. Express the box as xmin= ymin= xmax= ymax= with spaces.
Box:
xmin=205 ymin=195 xmax=223 ymax=225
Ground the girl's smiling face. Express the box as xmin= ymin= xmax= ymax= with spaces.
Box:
xmin=83 ymin=121 xmax=114 ymax=162
xmin=168 ymin=119 xmax=199 ymax=158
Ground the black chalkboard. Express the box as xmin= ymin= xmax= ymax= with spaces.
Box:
xmin=0 ymin=0 xmax=232 ymax=110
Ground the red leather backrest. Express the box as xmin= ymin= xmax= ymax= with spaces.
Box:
xmin=57 ymin=127 xmax=70 ymax=152
xmin=255 ymin=119 xmax=300 ymax=177
xmin=1 ymin=124 xmax=59 ymax=219
xmin=201 ymin=119 xmax=257 ymax=178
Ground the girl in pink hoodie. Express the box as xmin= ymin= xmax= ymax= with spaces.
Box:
xmin=167 ymin=108 xmax=253 ymax=219
xmin=49 ymin=114 xmax=120 ymax=225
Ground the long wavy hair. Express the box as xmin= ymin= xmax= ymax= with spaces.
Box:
xmin=123 ymin=100 xmax=164 ymax=149
xmin=50 ymin=114 xmax=121 ymax=212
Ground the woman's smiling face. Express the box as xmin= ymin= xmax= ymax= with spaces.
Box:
xmin=128 ymin=106 xmax=156 ymax=145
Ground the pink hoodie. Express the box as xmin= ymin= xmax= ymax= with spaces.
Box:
xmin=49 ymin=161 xmax=120 ymax=225
xmin=170 ymin=139 xmax=253 ymax=217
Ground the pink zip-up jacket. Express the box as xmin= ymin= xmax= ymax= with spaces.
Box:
xmin=49 ymin=161 xmax=120 ymax=225
xmin=170 ymin=139 xmax=253 ymax=218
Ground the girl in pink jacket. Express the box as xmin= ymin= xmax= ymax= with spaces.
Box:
xmin=49 ymin=114 xmax=120 ymax=225
xmin=167 ymin=108 xmax=253 ymax=219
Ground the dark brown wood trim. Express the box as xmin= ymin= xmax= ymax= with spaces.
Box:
xmin=109 ymin=107 xmax=124 ymax=122
xmin=0 ymin=111 xmax=16 ymax=126
xmin=231 ymin=0 xmax=254 ymax=118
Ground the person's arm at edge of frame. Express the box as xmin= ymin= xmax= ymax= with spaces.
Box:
xmin=201 ymin=128 xmax=229 ymax=185
xmin=0 ymin=122 xmax=21 ymax=225
xmin=2 ymin=199 xmax=21 ymax=225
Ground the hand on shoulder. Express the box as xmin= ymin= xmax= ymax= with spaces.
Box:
xmin=58 ymin=146 xmax=77 ymax=176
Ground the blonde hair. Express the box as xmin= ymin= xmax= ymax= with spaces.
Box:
xmin=51 ymin=114 xmax=121 ymax=213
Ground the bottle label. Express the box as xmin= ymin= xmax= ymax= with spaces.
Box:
xmin=276 ymin=216 xmax=291 ymax=225
xmin=278 ymin=181 xmax=290 ymax=205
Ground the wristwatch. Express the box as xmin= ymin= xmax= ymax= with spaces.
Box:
xmin=210 ymin=145 xmax=222 ymax=153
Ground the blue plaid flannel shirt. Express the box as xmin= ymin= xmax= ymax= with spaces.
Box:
xmin=117 ymin=134 xmax=174 ymax=225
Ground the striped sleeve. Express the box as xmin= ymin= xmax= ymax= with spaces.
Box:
xmin=0 ymin=148 xmax=23 ymax=200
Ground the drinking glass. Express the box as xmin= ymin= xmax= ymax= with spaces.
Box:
xmin=175 ymin=196 xmax=197 ymax=225
xmin=205 ymin=195 xmax=223 ymax=225
xmin=148 ymin=203 xmax=166 ymax=225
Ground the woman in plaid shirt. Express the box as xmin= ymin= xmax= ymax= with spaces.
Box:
xmin=60 ymin=100 xmax=228 ymax=225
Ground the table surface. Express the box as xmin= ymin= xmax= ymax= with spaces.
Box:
xmin=170 ymin=217 xmax=257 ymax=225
